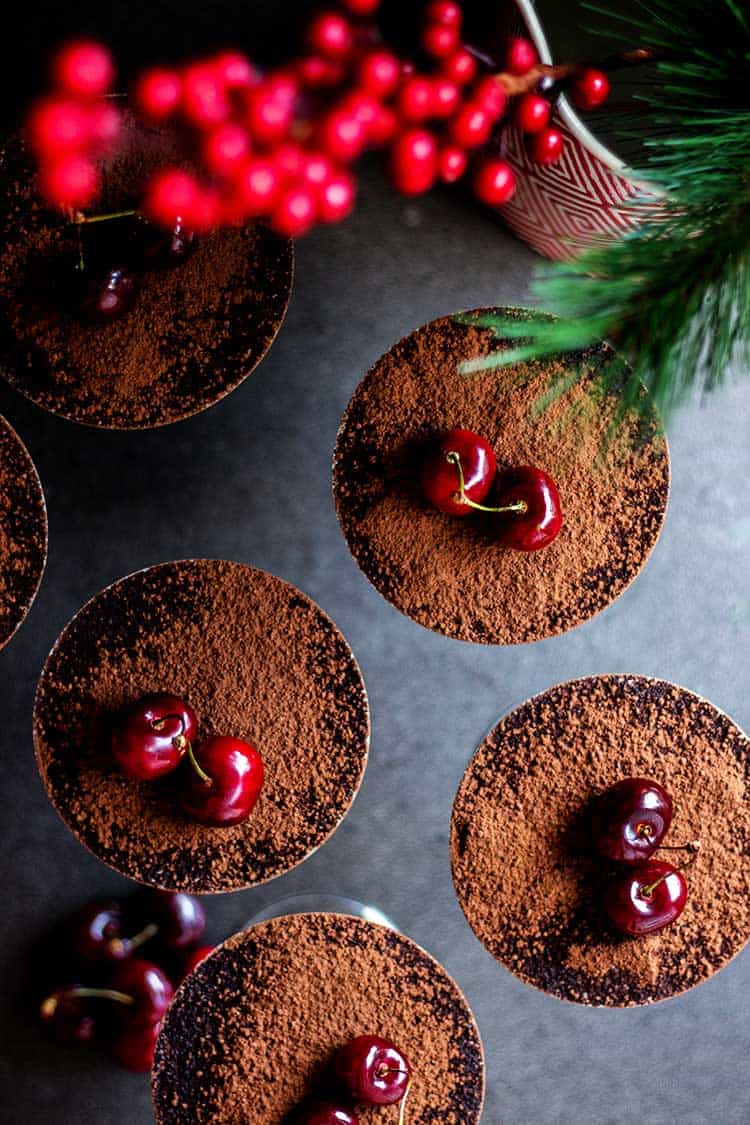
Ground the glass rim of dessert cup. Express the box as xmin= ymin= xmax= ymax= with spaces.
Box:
xmin=32 ymin=557 xmax=371 ymax=894
xmin=0 ymin=414 xmax=48 ymax=651
xmin=0 ymin=120 xmax=295 ymax=431
xmin=450 ymin=672 xmax=750 ymax=1008
xmin=245 ymin=893 xmax=397 ymax=930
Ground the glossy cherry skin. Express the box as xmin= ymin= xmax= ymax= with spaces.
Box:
xmin=147 ymin=890 xmax=207 ymax=949
xmin=334 ymin=1035 xmax=411 ymax=1106
xmin=181 ymin=944 xmax=215 ymax=978
xmin=111 ymin=693 xmax=198 ymax=781
xmin=112 ymin=1019 xmax=162 ymax=1072
xmin=40 ymin=984 xmax=97 ymax=1044
xmin=421 ymin=428 xmax=496 ymax=516
xmin=109 ymin=958 xmax=173 ymax=1027
xmin=70 ymin=901 xmax=131 ymax=963
xmin=493 ymin=465 xmax=562 ymax=551
xmin=81 ymin=266 xmax=138 ymax=322
xmin=181 ymin=735 xmax=264 ymax=826
xmin=140 ymin=219 xmax=198 ymax=267
xmin=296 ymin=1106 xmax=358 ymax=1125
xmin=603 ymin=860 xmax=687 ymax=936
xmin=592 ymin=778 xmax=673 ymax=864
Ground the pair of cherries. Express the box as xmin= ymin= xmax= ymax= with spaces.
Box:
xmin=592 ymin=778 xmax=699 ymax=936
xmin=421 ymin=428 xmax=562 ymax=551
xmin=295 ymin=1035 xmax=411 ymax=1124
xmin=40 ymin=890 xmax=214 ymax=1071
xmin=111 ymin=692 xmax=264 ymax=827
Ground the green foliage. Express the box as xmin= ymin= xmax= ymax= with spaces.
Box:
xmin=462 ymin=0 xmax=750 ymax=419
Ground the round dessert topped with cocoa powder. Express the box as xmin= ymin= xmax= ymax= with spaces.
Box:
xmin=0 ymin=415 xmax=47 ymax=649
xmin=451 ymin=675 xmax=750 ymax=1006
xmin=333 ymin=310 xmax=669 ymax=644
xmin=34 ymin=560 xmax=369 ymax=892
xmin=0 ymin=125 xmax=293 ymax=429
xmin=151 ymin=913 xmax=485 ymax=1124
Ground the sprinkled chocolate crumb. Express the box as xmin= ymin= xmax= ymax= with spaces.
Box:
xmin=0 ymin=414 xmax=46 ymax=649
xmin=451 ymin=675 xmax=750 ymax=1006
xmin=152 ymin=913 xmax=485 ymax=1124
xmin=333 ymin=311 xmax=669 ymax=644
xmin=34 ymin=560 xmax=370 ymax=893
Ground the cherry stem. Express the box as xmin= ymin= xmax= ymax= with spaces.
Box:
xmin=151 ymin=712 xmax=188 ymax=751
xmin=186 ymin=739 xmax=212 ymax=786
xmin=72 ymin=208 xmax=138 ymax=226
xmin=640 ymin=840 xmax=701 ymax=898
xmin=398 ymin=1076 xmax=411 ymax=1125
xmin=40 ymin=987 xmax=134 ymax=1018
xmin=108 ymin=921 xmax=159 ymax=957
xmin=445 ymin=451 xmax=527 ymax=515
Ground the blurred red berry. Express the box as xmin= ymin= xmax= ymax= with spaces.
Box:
xmin=368 ymin=104 xmax=398 ymax=146
xmin=27 ymin=97 xmax=90 ymax=156
xmin=307 ymin=11 xmax=354 ymax=60
xmin=437 ymin=144 xmax=467 ymax=183
xmin=189 ymin=188 xmax=222 ymax=232
xmin=432 ymin=78 xmax=460 ymax=118
xmin=515 ymin=92 xmax=550 ymax=133
xmin=441 ymin=48 xmax=477 ymax=86
xmin=422 ymin=23 xmax=460 ymax=60
xmin=449 ymin=103 xmax=491 ymax=148
xmin=246 ymin=83 xmax=294 ymax=145
xmin=144 ymin=169 xmax=201 ymax=228
xmin=202 ymin=123 xmax=250 ymax=177
xmin=53 ymin=40 xmax=114 ymax=99
xmin=473 ymin=158 xmax=516 ymax=204
xmin=318 ymin=108 xmax=366 ymax=162
xmin=264 ymin=71 xmax=299 ymax=107
xmin=340 ymin=0 xmax=380 ymax=13
xmin=358 ymin=50 xmax=400 ymax=98
xmin=87 ymin=102 xmax=121 ymax=150
xmin=274 ymin=142 xmax=306 ymax=180
xmin=344 ymin=90 xmax=380 ymax=135
xmin=134 ymin=68 xmax=182 ymax=122
xmin=474 ymin=76 xmax=506 ymax=120
xmin=235 ymin=157 xmax=280 ymax=215
xmin=424 ymin=1 xmax=462 ymax=27
xmin=301 ymin=151 xmax=333 ymax=189
xmin=212 ymin=50 xmax=258 ymax=89
xmin=317 ymin=169 xmax=356 ymax=222
xmin=389 ymin=128 xmax=438 ymax=195
xmin=506 ymin=37 xmax=538 ymax=76
xmin=297 ymin=55 xmax=345 ymax=89
xmin=183 ymin=63 xmax=230 ymax=127
xmin=570 ymin=68 xmax=610 ymax=111
xmin=272 ymin=184 xmax=317 ymax=236
xmin=397 ymin=76 xmax=434 ymax=122
xmin=529 ymin=126 xmax=564 ymax=164
xmin=40 ymin=154 xmax=97 ymax=209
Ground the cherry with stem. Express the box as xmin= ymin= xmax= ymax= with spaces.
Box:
xmin=445 ymin=450 xmax=527 ymax=515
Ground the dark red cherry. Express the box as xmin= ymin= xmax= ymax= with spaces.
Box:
xmin=592 ymin=778 xmax=673 ymax=864
xmin=334 ymin=1035 xmax=411 ymax=1106
xmin=69 ymin=901 xmax=131 ymax=963
xmin=296 ymin=1106 xmax=359 ymax=1125
xmin=111 ymin=693 xmax=198 ymax=781
xmin=39 ymin=984 xmax=97 ymax=1044
xmin=109 ymin=959 xmax=174 ymax=1028
xmin=492 ymin=465 xmax=562 ymax=551
xmin=603 ymin=860 xmax=688 ymax=936
xmin=81 ymin=265 xmax=138 ymax=322
xmin=421 ymin=428 xmax=496 ymax=516
xmin=112 ymin=1020 xmax=162 ymax=1072
xmin=181 ymin=735 xmax=264 ymax=827
xmin=147 ymin=890 xmax=207 ymax=950
xmin=141 ymin=218 xmax=199 ymax=267
xmin=181 ymin=944 xmax=215 ymax=978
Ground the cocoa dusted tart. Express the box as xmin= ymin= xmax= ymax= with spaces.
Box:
xmin=333 ymin=310 xmax=669 ymax=644
xmin=151 ymin=913 xmax=485 ymax=1124
xmin=33 ymin=560 xmax=369 ymax=892
xmin=0 ymin=414 xmax=47 ymax=649
xmin=451 ymin=675 xmax=750 ymax=1006
xmin=0 ymin=126 xmax=293 ymax=429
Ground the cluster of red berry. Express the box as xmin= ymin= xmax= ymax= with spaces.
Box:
xmin=27 ymin=2 xmax=612 ymax=237
xmin=112 ymin=693 xmax=264 ymax=827
xmin=27 ymin=41 xmax=121 ymax=210
xmin=292 ymin=1035 xmax=411 ymax=1125
xmin=592 ymin=777 xmax=700 ymax=936
xmin=39 ymin=891 xmax=213 ymax=1072
xmin=420 ymin=428 xmax=562 ymax=551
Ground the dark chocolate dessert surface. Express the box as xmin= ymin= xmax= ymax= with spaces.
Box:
xmin=152 ymin=912 xmax=485 ymax=1124
xmin=34 ymin=560 xmax=370 ymax=892
xmin=451 ymin=674 xmax=750 ymax=1006
xmin=0 ymin=130 xmax=293 ymax=429
xmin=0 ymin=414 xmax=47 ymax=649
xmin=333 ymin=310 xmax=670 ymax=644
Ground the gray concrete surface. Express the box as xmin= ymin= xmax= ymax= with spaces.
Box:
xmin=1 ymin=165 xmax=748 ymax=1124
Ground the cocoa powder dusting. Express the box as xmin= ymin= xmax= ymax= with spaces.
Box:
xmin=333 ymin=311 xmax=669 ymax=644
xmin=152 ymin=914 xmax=485 ymax=1124
xmin=0 ymin=124 xmax=293 ymax=429
xmin=0 ymin=415 xmax=47 ymax=648
xmin=34 ymin=560 xmax=369 ymax=892
xmin=451 ymin=675 xmax=750 ymax=1006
